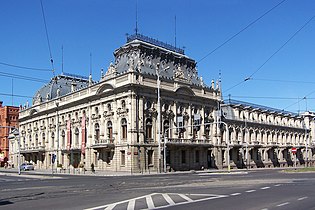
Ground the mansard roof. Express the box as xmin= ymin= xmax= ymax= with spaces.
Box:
xmin=224 ymin=99 xmax=299 ymax=117
xmin=32 ymin=73 xmax=90 ymax=105
xmin=112 ymin=33 xmax=206 ymax=87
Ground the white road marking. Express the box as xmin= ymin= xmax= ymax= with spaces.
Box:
xmin=154 ymin=193 xmax=228 ymax=210
xmin=162 ymin=193 xmax=175 ymax=205
xmin=84 ymin=193 xmax=158 ymax=210
xmin=85 ymin=193 xmax=227 ymax=210
xmin=146 ymin=194 xmax=155 ymax=209
xmin=277 ymin=202 xmax=289 ymax=207
xmin=230 ymin=193 xmax=241 ymax=196
xmin=297 ymin=196 xmax=308 ymax=201
xmin=246 ymin=190 xmax=256 ymax=193
xmin=274 ymin=184 xmax=281 ymax=187
xmin=260 ymin=187 xmax=270 ymax=190
xmin=178 ymin=194 xmax=193 ymax=202
xmin=104 ymin=204 xmax=115 ymax=210
xmin=261 ymin=208 xmax=269 ymax=210
xmin=127 ymin=199 xmax=135 ymax=210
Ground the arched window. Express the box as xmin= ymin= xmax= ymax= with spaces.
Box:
xmin=121 ymin=100 xmax=126 ymax=109
xmin=95 ymin=123 xmax=100 ymax=142
xmin=75 ymin=127 xmax=79 ymax=146
xmin=121 ymin=118 xmax=127 ymax=140
xmin=107 ymin=103 xmax=112 ymax=111
xmin=107 ymin=121 xmax=113 ymax=142
xmin=61 ymin=130 xmax=65 ymax=147
xmin=51 ymin=132 xmax=55 ymax=148
xmin=42 ymin=133 xmax=45 ymax=146
xmin=35 ymin=134 xmax=38 ymax=146
xmin=95 ymin=107 xmax=99 ymax=115
xmin=145 ymin=101 xmax=151 ymax=110
xmin=146 ymin=118 xmax=153 ymax=139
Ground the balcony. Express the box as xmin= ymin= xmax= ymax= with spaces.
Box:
xmin=167 ymin=138 xmax=212 ymax=146
xmin=91 ymin=138 xmax=115 ymax=149
xmin=250 ymin=141 xmax=261 ymax=147
xmin=20 ymin=145 xmax=45 ymax=154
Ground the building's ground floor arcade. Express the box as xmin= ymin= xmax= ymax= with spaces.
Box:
xmin=11 ymin=142 xmax=315 ymax=173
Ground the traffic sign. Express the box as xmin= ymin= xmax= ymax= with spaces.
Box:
xmin=52 ymin=154 xmax=56 ymax=163
xmin=292 ymin=147 xmax=297 ymax=154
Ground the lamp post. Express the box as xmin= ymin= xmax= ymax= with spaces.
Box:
xmin=155 ymin=63 xmax=169 ymax=173
xmin=245 ymin=119 xmax=248 ymax=169
xmin=55 ymin=101 xmax=59 ymax=168
xmin=163 ymin=121 xmax=229 ymax=173
xmin=304 ymin=122 xmax=309 ymax=167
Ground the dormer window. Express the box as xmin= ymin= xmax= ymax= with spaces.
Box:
xmin=121 ymin=100 xmax=126 ymax=109
xmin=107 ymin=103 xmax=112 ymax=111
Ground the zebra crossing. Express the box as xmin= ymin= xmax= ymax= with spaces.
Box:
xmin=85 ymin=193 xmax=227 ymax=210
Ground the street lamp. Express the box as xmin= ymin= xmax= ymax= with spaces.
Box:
xmin=55 ymin=101 xmax=59 ymax=168
xmin=8 ymin=128 xmax=21 ymax=175
xmin=155 ymin=63 xmax=169 ymax=173
xmin=163 ymin=121 xmax=230 ymax=173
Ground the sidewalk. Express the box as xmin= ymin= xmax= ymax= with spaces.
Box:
xmin=0 ymin=167 xmax=199 ymax=177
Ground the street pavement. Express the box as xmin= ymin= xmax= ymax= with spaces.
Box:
xmin=0 ymin=167 xmax=315 ymax=210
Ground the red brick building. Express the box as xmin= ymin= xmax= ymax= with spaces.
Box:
xmin=0 ymin=102 xmax=19 ymax=167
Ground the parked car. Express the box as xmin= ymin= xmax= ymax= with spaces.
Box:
xmin=20 ymin=163 xmax=34 ymax=171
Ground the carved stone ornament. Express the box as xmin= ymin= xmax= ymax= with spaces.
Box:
xmin=162 ymin=110 xmax=175 ymax=120
xmin=105 ymin=63 xmax=117 ymax=76
xmin=116 ymin=108 xmax=129 ymax=117
xmin=145 ymin=108 xmax=158 ymax=118
xmin=174 ymin=64 xmax=186 ymax=80
xmin=183 ymin=112 xmax=190 ymax=121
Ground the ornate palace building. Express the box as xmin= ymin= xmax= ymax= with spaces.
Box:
xmin=10 ymin=34 xmax=315 ymax=172
xmin=222 ymin=100 xmax=315 ymax=169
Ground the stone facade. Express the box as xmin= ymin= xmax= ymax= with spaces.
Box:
xmin=221 ymin=100 xmax=315 ymax=169
xmin=11 ymin=34 xmax=315 ymax=172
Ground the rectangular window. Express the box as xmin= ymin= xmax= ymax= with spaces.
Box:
xmin=195 ymin=150 xmax=200 ymax=163
xmin=122 ymin=126 xmax=127 ymax=139
xmin=121 ymin=150 xmax=125 ymax=166
xmin=181 ymin=150 xmax=186 ymax=164
xmin=148 ymin=150 xmax=153 ymax=165
xmin=108 ymin=127 xmax=113 ymax=142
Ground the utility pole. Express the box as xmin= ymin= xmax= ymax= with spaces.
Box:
xmin=156 ymin=63 xmax=169 ymax=173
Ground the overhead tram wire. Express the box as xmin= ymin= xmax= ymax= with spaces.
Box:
xmin=251 ymin=78 xmax=315 ymax=85
xmin=0 ymin=61 xmax=51 ymax=71
xmin=284 ymin=89 xmax=315 ymax=111
xmin=0 ymin=92 xmax=33 ymax=99
xmin=225 ymin=95 xmax=315 ymax=100
xmin=40 ymin=0 xmax=55 ymax=76
xmin=225 ymin=14 xmax=315 ymax=93
xmin=0 ymin=71 xmax=49 ymax=83
xmin=197 ymin=0 xmax=287 ymax=64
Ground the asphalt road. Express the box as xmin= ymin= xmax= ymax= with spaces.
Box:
xmin=0 ymin=169 xmax=315 ymax=210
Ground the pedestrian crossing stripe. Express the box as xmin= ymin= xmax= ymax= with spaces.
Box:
xmin=85 ymin=193 xmax=227 ymax=210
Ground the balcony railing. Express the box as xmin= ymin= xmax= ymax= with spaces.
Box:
xmin=91 ymin=138 xmax=115 ymax=149
xmin=20 ymin=145 xmax=45 ymax=153
xmin=167 ymin=138 xmax=212 ymax=145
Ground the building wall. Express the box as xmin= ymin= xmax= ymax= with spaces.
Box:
xmin=13 ymin=37 xmax=315 ymax=172
xmin=0 ymin=103 xmax=19 ymax=167
xmin=220 ymin=103 xmax=315 ymax=169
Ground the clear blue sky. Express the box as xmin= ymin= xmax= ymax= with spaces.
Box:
xmin=1 ymin=0 xmax=315 ymax=113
